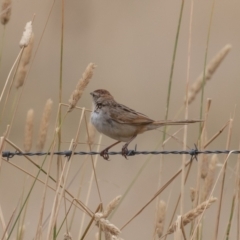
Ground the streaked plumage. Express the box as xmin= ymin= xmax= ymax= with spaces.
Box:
xmin=90 ymin=89 xmax=201 ymax=160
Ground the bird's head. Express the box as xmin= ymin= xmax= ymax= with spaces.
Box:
xmin=90 ymin=89 xmax=114 ymax=105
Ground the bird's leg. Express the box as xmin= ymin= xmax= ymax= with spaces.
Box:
xmin=100 ymin=141 xmax=121 ymax=160
xmin=122 ymin=135 xmax=137 ymax=159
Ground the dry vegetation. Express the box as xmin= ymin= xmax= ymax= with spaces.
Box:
xmin=0 ymin=1 xmax=239 ymax=240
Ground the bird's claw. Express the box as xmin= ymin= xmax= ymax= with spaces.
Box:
xmin=122 ymin=145 xmax=129 ymax=159
xmin=100 ymin=149 xmax=110 ymax=161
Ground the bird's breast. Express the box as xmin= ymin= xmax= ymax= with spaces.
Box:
xmin=91 ymin=109 xmax=138 ymax=142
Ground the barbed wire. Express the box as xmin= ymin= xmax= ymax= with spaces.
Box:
xmin=2 ymin=148 xmax=240 ymax=161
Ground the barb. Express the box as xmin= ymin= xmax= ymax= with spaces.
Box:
xmin=2 ymin=149 xmax=240 ymax=161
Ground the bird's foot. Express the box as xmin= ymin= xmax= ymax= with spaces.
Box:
xmin=122 ymin=144 xmax=129 ymax=159
xmin=100 ymin=149 xmax=110 ymax=160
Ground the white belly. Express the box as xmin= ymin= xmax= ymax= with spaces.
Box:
xmin=91 ymin=110 xmax=137 ymax=142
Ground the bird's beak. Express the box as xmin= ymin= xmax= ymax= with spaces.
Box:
xmin=90 ymin=92 xmax=93 ymax=96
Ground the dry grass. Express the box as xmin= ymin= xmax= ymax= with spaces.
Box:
xmin=166 ymin=197 xmax=217 ymax=235
xmin=68 ymin=63 xmax=96 ymax=112
xmin=103 ymin=195 xmax=122 ymax=218
xmin=95 ymin=213 xmax=121 ymax=236
xmin=202 ymin=154 xmax=218 ymax=201
xmin=1 ymin=0 xmax=11 ymax=25
xmin=19 ymin=21 xmax=33 ymax=47
xmin=63 ymin=232 xmax=72 ymax=240
xmin=155 ymin=200 xmax=166 ymax=238
xmin=86 ymin=121 xmax=96 ymax=146
xmin=190 ymin=187 xmax=196 ymax=203
xmin=201 ymin=155 xmax=208 ymax=179
xmin=16 ymin=33 xmax=34 ymax=88
xmin=36 ymin=99 xmax=53 ymax=151
xmin=0 ymin=2 xmax=239 ymax=240
xmin=23 ymin=109 xmax=34 ymax=152
xmin=185 ymin=44 xmax=232 ymax=104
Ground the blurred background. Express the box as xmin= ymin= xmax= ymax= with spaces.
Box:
xmin=0 ymin=0 xmax=239 ymax=239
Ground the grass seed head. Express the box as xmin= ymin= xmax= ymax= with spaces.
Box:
xmin=190 ymin=187 xmax=196 ymax=202
xmin=103 ymin=195 xmax=122 ymax=218
xmin=68 ymin=63 xmax=96 ymax=112
xmin=95 ymin=213 xmax=121 ymax=236
xmin=201 ymin=155 xmax=209 ymax=179
xmin=36 ymin=99 xmax=53 ymax=151
xmin=202 ymin=154 xmax=218 ymax=201
xmin=23 ymin=109 xmax=34 ymax=152
xmin=155 ymin=200 xmax=166 ymax=238
xmin=19 ymin=21 xmax=33 ymax=47
xmin=167 ymin=197 xmax=217 ymax=235
xmin=185 ymin=44 xmax=232 ymax=104
xmin=16 ymin=33 xmax=34 ymax=88
xmin=1 ymin=0 xmax=11 ymax=25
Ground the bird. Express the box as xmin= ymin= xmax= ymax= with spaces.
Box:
xmin=90 ymin=89 xmax=201 ymax=160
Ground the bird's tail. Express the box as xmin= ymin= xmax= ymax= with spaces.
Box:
xmin=147 ymin=119 xmax=202 ymax=130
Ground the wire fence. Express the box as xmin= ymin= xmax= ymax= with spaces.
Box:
xmin=2 ymin=148 xmax=240 ymax=161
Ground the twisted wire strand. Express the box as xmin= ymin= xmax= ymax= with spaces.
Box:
xmin=2 ymin=149 xmax=240 ymax=160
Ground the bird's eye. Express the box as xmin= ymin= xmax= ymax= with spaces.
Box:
xmin=96 ymin=103 xmax=103 ymax=110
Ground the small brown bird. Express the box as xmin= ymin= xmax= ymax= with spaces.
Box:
xmin=90 ymin=89 xmax=200 ymax=160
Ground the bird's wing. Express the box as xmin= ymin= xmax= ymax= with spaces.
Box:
xmin=109 ymin=104 xmax=154 ymax=125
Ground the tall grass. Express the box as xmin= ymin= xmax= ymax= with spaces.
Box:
xmin=0 ymin=1 xmax=238 ymax=240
